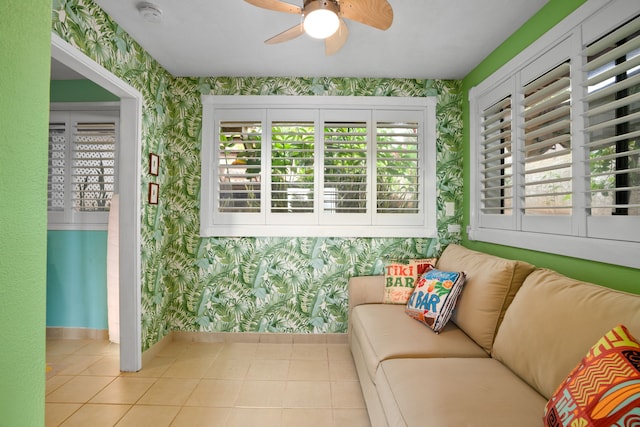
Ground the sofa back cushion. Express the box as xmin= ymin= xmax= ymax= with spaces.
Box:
xmin=436 ymin=244 xmax=535 ymax=353
xmin=492 ymin=268 xmax=640 ymax=399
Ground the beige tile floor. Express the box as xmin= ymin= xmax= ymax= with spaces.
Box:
xmin=45 ymin=337 xmax=371 ymax=427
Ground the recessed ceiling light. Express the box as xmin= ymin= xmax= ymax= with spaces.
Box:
xmin=137 ymin=2 xmax=163 ymax=24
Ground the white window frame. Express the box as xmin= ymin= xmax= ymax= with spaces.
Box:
xmin=48 ymin=102 xmax=120 ymax=231
xmin=200 ymin=95 xmax=437 ymax=238
xmin=469 ymin=0 xmax=640 ymax=269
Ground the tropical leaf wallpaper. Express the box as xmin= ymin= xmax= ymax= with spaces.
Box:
xmin=52 ymin=0 xmax=463 ymax=350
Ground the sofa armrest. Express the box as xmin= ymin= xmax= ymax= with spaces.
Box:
xmin=348 ymin=275 xmax=385 ymax=310
xmin=347 ymin=275 xmax=385 ymax=340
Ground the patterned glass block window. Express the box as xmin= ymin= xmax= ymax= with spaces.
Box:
xmin=48 ymin=109 xmax=118 ymax=228
xmin=48 ymin=122 xmax=66 ymax=212
xmin=72 ymin=122 xmax=116 ymax=212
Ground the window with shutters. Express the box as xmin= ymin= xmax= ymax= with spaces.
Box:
xmin=200 ymin=96 xmax=436 ymax=238
xmin=48 ymin=108 xmax=118 ymax=230
xmin=469 ymin=1 xmax=640 ymax=269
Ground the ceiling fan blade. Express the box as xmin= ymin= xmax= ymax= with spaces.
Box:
xmin=265 ymin=23 xmax=304 ymax=44
xmin=325 ymin=19 xmax=349 ymax=55
xmin=339 ymin=0 xmax=393 ymax=30
xmin=244 ymin=0 xmax=301 ymax=14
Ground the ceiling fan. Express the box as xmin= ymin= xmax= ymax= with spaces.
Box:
xmin=244 ymin=0 xmax=393 ymax=55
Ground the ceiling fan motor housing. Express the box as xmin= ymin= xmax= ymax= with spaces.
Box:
xmin=303 ymin=0 xmax=340 ymax=17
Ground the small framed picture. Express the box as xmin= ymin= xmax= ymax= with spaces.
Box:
xmin=148 ymin=183 xmax=159 ymax=205
xmin=149 ymin=153 xmax=160 ymax=176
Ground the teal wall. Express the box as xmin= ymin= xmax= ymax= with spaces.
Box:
xmin=50 ymin=79 xmax=118 ymax=102
xmin=0 ymin=0 xmax=51 ymax=425
xmin=461 ymin=0 xmax=640 ymax=293
xmin=46 ymin=231 xmax=108 ymax=329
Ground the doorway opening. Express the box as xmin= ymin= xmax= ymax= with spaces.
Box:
xmin=51 ymin=33 xmax=142 ymax=371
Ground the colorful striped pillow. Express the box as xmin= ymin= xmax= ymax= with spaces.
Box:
xmin=544 ymin=324 xmax=640 ymax=427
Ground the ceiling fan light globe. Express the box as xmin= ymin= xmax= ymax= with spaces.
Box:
xmin=303 ymin=9 xmax=340 ymax=39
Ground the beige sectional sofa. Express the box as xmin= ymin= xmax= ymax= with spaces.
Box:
xmin=348 ymin=244 xmax=640 ymax=427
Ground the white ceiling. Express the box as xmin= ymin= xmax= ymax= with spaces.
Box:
xmin=51 ymin=58 xmax=86 ymax=80
xmin=83 ymin=0 xmax=549 ymax=80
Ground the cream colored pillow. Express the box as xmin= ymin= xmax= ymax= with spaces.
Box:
xmin=435 ymin=244 xmax=535 ymax=353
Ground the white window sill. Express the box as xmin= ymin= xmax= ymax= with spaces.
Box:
xmin=201 ymin=224 xmax=437 ymax=239
xmin=468 ymin=227 xmax=640 ymax=269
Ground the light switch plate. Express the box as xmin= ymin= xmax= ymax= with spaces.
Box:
xmin=448 ymin=224 xmax=461 ymax=233
xmin=445 ymin=202 xmax=455 ymax=217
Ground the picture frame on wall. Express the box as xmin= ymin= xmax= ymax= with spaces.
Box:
xmin=149 ymin=153 xmax=160 ymax=176
xmin=148 ymin=182 xmax=159 ymax=205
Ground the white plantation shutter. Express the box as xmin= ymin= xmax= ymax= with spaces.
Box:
xmin=583 ymin=14 xmax=640 ymax=241
xmin=216 ymin=116 xmax=263 ymax=217
xmin=48 ymin=110 xmax=118 ymax=229
xmin=522 ymin=61 xmax=572 ymax=222
xmin=374 ymin=110 xmax=425 ymax=226
xmin=322 ymin=115 xmax=368 ymax=221
xmin=375 ymin=121 xmax=419 ymax=214
xmin=270 ymin=119 xmax=315 ymax=216
xmin=478 ymin=95 xmax=513 ymax=231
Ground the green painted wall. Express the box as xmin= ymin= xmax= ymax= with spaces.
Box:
xmin=0 ymin=1 xmax=51 ymax=425
xmin=50 ymin=79 xmax=119 ymax=102
xmin=47 ymin=231 xmax=108 ymax=329
xmin=461 ymin=0 xmax=640 ymax=293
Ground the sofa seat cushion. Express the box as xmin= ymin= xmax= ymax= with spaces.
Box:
xmin=376 ymin=358 xmax=547 ymax=427
xmin=350 ymin=303 xmax=488 ymax=383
